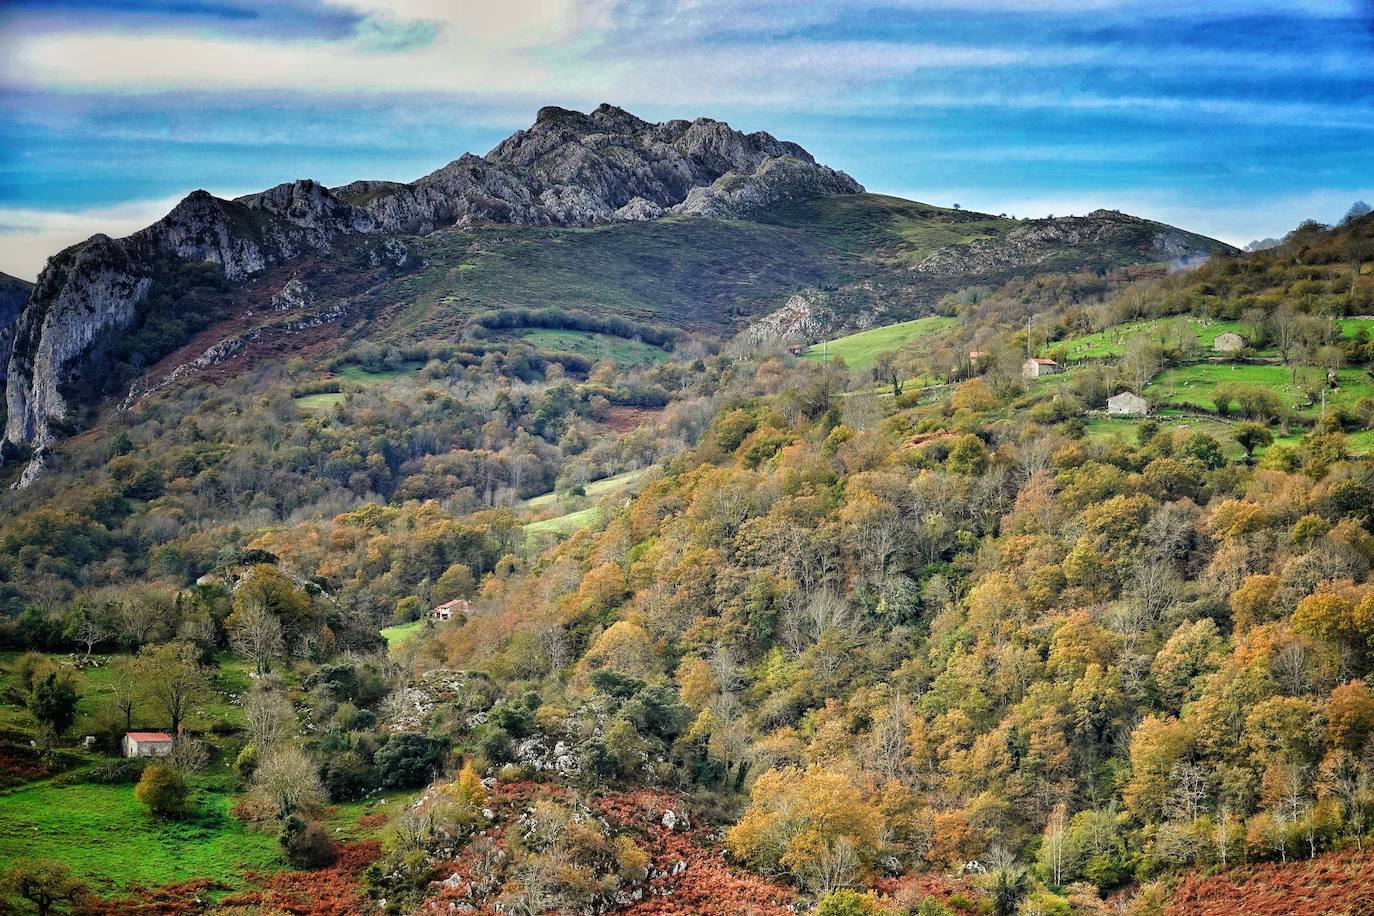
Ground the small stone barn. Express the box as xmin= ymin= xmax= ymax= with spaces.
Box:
xmin=122 ymin=731 xmax=174 ymax=758
xmin=1023 ymin=357 xmax=1062 ymax=379
xmin=1107 ymin=391 xmax=1149 ymax=416
xmin=1213 ymin=331 xmax=1245 ymax=353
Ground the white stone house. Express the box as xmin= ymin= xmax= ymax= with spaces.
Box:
xmin=1107 ymin=391 xmax=1149 ymax=417
xmin=1023 ymin=357 xmax=1062 ymax=379
xmin=431 ymin=598 xmax=472 ymax=622
xmin=122 ymin=731 xmax=174 ymax=758
xmin=1213 ymin=331 xmax=1245 ymax=353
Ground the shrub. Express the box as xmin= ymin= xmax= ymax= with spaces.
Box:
xmin=375 ymin=733 xmax=450 ymax=789
xmin=234 ymin=742 xmax=260 ymax=782
xmin=279 ymin=813 xmax=338 ymax=868
xmin=813 ymin=889 xmax=888 ymax=915
xmin=135 ymin=763 xmax=192 ymax=818
xmin=322 ymin=751 xmax=378 ymax=802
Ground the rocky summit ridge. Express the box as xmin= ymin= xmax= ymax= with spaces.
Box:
xmin=0 ymin=104 xmax=862 ymax=474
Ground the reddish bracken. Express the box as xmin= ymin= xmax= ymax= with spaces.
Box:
xmin=1165 ymin=849 xmax=1374 ymax=916
xmin=217 ymin=841 xmax=381 ymax=916
xmin=79 ymin=878 xmax=228 ymax=915
xmin=874 ymin=872 xmax=982 ymax=910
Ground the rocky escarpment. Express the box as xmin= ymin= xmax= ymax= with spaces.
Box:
xmin=0 ymin=272 xmax=33 ymax=394
xmin=340 ymin=103 xmax=862 ymax=232
xmin=3 ymin=188 xmax=351 ymax=459
xmin=2 ymin=104 xmax=863 ymax=480
xmin=912 ymin=209 xmax=1229 ymax=276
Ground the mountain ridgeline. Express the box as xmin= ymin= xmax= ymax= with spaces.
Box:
xmin=0 ymin=104 xmax=1230 ymax=484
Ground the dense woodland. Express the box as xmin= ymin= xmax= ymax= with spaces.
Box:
xmin=0 ymin=211 xmax=1372 ymax=916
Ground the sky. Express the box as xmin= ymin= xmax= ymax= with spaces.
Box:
xmin=1 ymin=0 xmax=1372 ymax=281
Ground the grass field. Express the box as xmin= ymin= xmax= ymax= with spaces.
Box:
xmin=1145 ymin=364 xmax=1374 ymax=417
xmin=525 ymin=506 xmax=602 ymax=537
xmin=801 ymin=316 xmax=957 ymax=371
xmin=294 ymin=391 xmax=346 ymax=413
xmin=0 ymin=781 xmax=280 ymax=892
xmin=380 ymin=619 xmax=424 ymax=648
xmin=335 ymin=361 xmax=425 ymax=383
xmin=1043 ymin=318 xmax=1249 ymax=360
xmin=0 ymin=652 xmax=251 ymax=737
xmin=523 ymin=468 xmax=649 ymax=512
xmin=1046 ymin=316 xmax=1373 ymax=362
xmin=523 ymin=329 xmax=668 ymax=366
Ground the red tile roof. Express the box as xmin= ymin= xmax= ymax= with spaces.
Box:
xmin=125 ymin=731 xmax=173 ymax=742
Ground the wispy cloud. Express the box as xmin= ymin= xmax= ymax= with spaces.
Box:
xmin=0 ymin=0 xmax=1370 ymax=252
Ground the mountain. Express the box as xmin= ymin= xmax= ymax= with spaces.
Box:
xmin=0 ymin=105 xmax=1232 ymax=484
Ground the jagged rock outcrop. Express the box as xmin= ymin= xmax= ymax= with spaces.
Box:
xmin=2 ymin=104 xmax=864 ymax=481
xmin=0 ymin=272 xmax=33 ymax=394
xmin=913 ymin=209 xmax=1225 ymax=276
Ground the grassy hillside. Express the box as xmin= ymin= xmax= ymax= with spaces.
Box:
xmin=0 ymin=783 xmax=279 ymax=892
xmin=522 ymin=329 xmax=669 ymax=366
xmin=801 ymin=315 xmax=957 ymax=370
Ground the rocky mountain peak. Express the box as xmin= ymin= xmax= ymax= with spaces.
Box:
xmin=1 ymin=105 xmax=863 ymax=475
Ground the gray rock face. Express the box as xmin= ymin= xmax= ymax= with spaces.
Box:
xmin=348 ymin=103 xmax=862 ymax=231
xmin=912 ymin=210 xmax=1223 ymax=276
xmin=0 ymin=272 xmax=33 ymax=393
xmin=2 ymin=104 xmax=862 ymax=478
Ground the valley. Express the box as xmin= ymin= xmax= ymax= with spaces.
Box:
xmin=0 ymin=103 xmax=1372 ymax=916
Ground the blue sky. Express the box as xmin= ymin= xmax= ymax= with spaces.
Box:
xmin=1 ymin=0 xmax=1372 ymax=280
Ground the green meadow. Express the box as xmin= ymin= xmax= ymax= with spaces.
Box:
xmin=802 ymin=315 xmax=957 ymax=371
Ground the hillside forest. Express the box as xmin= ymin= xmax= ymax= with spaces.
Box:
xmin=0 ymin=210 xmax=1373 ymax=916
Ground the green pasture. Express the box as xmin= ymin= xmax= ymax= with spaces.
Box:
xmin=523 ymin=329 xmax=668 ymax=366
xmin=801 ymin=316 xmax=957 ymax=371
xmin=1145 ymin=364 xmax=1374 ymax=417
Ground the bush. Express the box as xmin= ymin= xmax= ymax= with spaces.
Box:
xmin=53 ymin=758 xmax=147 ymax=787
xmin=375 ymin=733 xmax=450 ymax=788
xmin=135 ymin=763 xmax=192 ymax=818
xmin=322 ymin=751 xmax=379 ymax=802
xmin=234 ymin=742 xmax=260 ymax=782
xmin=279 ymin=813 xmax=337 ymax=868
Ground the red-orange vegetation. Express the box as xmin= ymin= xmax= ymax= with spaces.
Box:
xmin=217 ymin=841 xmax=380 ymax=916
xmin=1165 ymin=849 xmax=1374 ymax=916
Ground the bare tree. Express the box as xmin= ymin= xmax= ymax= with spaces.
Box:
xmin=68 ymin=604 xmax=111 ymax=659
xmin=244 ymin=689 xmax=296 ymax=750
xmin=252 ymin=747 xmax=325 ymax=818
xmin=1120 ymin=337 xmax=1162 ymax=394
xmin=227 ymin=602 xmax=285 ymax=675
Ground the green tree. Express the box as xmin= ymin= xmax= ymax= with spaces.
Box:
xmin=1233 ymin=422 xmax=1273 ymax=462
xmin=130 ymin=640 xmax=210 ymax=738
xmin=28 ymin=671 xmax=78 ymax=753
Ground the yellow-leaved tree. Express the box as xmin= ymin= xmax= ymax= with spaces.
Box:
xmin=726 ymin=765 xmax=883 ymax=894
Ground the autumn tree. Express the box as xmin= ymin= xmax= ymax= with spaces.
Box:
xmin=135 ymin=764 xmax=191 ymax=818
xmin=232 ymin=564 xmax=316 ymax=652
xmin=0 ymin=859 xmax=88 ymax=916
xmin=727 ymin=765 xmax=883 ymax=893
